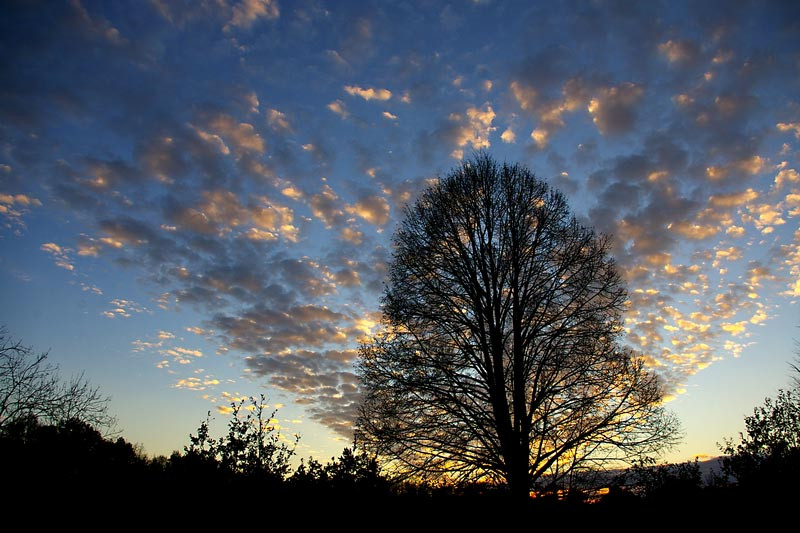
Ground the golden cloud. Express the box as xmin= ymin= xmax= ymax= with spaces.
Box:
xmin=774 ymin=168 xmax=799 ymax=190
xmin=451 ymin=103 xmax=496 ymax=154
xmin=205 ymin=114 xmax=265 ymax=154
xmin=344 ymin=85 xmax=392 ymax=101
xmin=340 ymin=227 xmax=364 ymax=245
xmin=668 ymin=221 xmax=720 ymax=239
xmin=658 ymin=39 xmax=698 ymax=63
xmin=228 ymin=0 xmax=279 ymax=29
xmin=267 ymin=108 xmax=291 ymax=131
xmin=777 ymin=122 xmax=800 ymax=139
xmin=346 ymin=195 xmax=390 ymax=226
xmin=709 ymin=188 xmax=758 ymax=208
xmin=40 ymin=242 xmax=75 ymax=271
xmin=328 ymin=100 xmax=349 ymax=118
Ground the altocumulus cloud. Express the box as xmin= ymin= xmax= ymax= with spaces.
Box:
xmin=2 ymin=0 xmax=800 ymax=448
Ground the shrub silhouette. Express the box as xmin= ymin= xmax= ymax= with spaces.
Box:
xmin=721 ymin=386 xmax=800 ymax=495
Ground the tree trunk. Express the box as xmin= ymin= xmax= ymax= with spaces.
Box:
xmin=507 ymin=440 xmax=531 ymax=501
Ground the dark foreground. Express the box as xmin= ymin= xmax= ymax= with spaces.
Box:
xmin=2 ymin=417 xmax=795 ymax=526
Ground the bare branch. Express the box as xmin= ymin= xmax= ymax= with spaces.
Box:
xmin=0 ymin=327 xmax=115 ymax=433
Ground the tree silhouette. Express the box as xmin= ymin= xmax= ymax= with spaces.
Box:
xmin=0 ymin=327 xmax=114 ymax=432
xmin=721 ymin=386 xmax=800 ymax=490
xmin=183 ymin=395 xmax=297 ymax=484
xmin=356 ymin=153 xmax=678 ymax=499
xmin=0 ymin=415 xmax=150 ymax=506
xmin=288 ymin=446 xmax=389 ymax=500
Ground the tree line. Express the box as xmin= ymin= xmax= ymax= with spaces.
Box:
xmin=2 ymin=326 xmax=798 ymax=512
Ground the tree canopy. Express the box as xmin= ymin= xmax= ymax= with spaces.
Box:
xmin=356 ymin=153 xmax=678 ymax=498
xmin=721 ymin=373 xmax=800 ymax=490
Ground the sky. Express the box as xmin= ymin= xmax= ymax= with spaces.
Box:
xmin=1 ymin=0 xmax=799 ymax=464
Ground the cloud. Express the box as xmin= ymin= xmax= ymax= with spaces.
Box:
xmin=164 ymin=346 xmax=203 ymax=359
xmin=167 ymin=190 xmax=299 ymax=242
xmin=340 ymin=227 xmax=364 ymax=245
xmin=344 ymin=85 xmax=392 ymax=101
xmin=743 ymin=201 xmax=786 ymax=233
xmin=510 ymin=81 xmax=538 ymax=112
xmin=337 ymin=16 xmax=374 ymax=64
xmin=4 ymin=0 xmax=799 ymax=446
xmin=346 ymin=195 xmax=390 ymax=226
xmin=192 ymin=127 xmax=229 ymax=155
xmin=328 ymin=100 xmax=350 ymax=119
xmin=777 ymin=122 xmax=800 ymax=139
xmin=774 ymin=168 xmax=799 ymax=190
xmin=658 ymin=39 xmax=700 ymax=64
xmin=78 ymin=157 xmax=143 ymax=190
xmin=726 ymin=225 xmax=746 ymax=237
xmin=203 ymin=114 xmax=265 ymax=154
xmin=448 ymin=103 xmax=496 ymax=158
xmin=81 ymin=283 xmax=103 ymax=295
xmin=669 ymin=221 xmax=720 ymax=240
xmin=510 ymin=77 xmax=592 ymax=147
xmin=0 ymin=193 xmax=41 ymax=234
xmin=709 ymin=188 xmax=758 ymax=208
xmin=334 ymin=268 xmax=361 ymax=287
xmin=271 ymin=258 xmax=337 ymax=298
xmin=40 ymin=242 xmax=75 ymax=271
xmin=309 ymin=184 xmax=347 ymax=228
xmin=173 ymin=376 xmax=220 ymax=390
xmin=211 ymin=303 xmax=360 ymax=355
xmin=243 ymin=91 xmax=259 ymax=114
xmin=267 ymin=108 xmax=292 ymax=132
xmin=69 ymin=0 xmax=129 ymax=46
xmin=97 ymin=217 xmax=164 ymax=250
xmin=244 ymin=351 xmax=361 ymax=437
xmin=135 ymin=136 xmax=189 ymax=184
xmin=227 ymin=0 xmax=279 ymax=29
xmin=713 ymin=246 xmax=743 ymax=267
xmin=587 ymin=82 xmax=644 ymax=135
xmin=102 ymin=298 xmax=148 ymax=319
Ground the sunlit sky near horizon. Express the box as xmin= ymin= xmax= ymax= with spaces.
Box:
xmin=2 ymin=0 xmax=799 ymax=464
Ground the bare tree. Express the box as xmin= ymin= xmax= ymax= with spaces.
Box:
xmin=356 ymin=153 xmax=678 ymax=499
xmin=0 ymin=328 xmax=115 ymax=432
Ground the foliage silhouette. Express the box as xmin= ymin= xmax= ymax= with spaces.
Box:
xmin=611 ymin=458 xmax=703 ymax=502
xmin=181 ymin=394 xmax=298 ymax=486
xmin=0 ymin=327 xmax=115 ymax=432
xmin=721 ymin=386 xmax=800 ymax=491
xmin=3 ymin=395 xmax=793 ymax=514
xmin=288 ymin=446 xmax=390 ymax=500
xmin=357 ymin=153 xmax=678 ymax=498
xmin=0 ymin=415 xmax=149 ymax=505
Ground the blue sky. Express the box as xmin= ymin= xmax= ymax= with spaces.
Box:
xmin=1 ymin=0 xmax=799 ymax=462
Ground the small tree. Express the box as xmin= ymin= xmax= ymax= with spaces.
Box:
xmin=356 ymin=153 xmax=678 ymax=499
xmin=0 ymin=328 xmax=114 ymax=432
xmin=721 ymin=386 xmax=800 ymax=489
xmin=184 ymin=395 xmax=298 ymax=482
